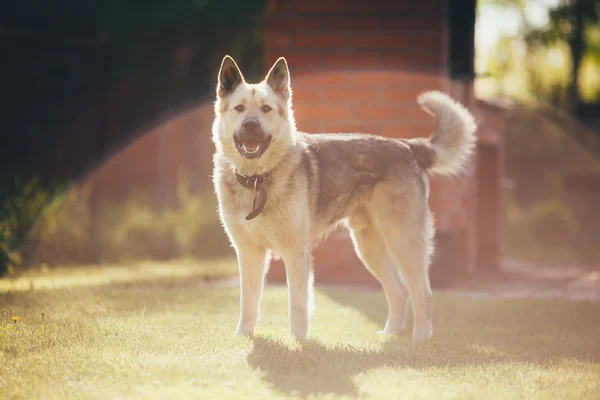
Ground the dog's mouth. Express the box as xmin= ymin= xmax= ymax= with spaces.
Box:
xmin=234 ymin=136 xmax=272 ymax=159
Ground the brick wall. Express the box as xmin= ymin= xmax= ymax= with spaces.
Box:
xmin=86 ymin=102 xmax=216 ymax=205
xmin=265 ymin=0 xmax=445 ymax=75
xmin=264 ymin=0 xmax=448 ymax=138
xmin=290 ymin=71 xmax=445 ymax=138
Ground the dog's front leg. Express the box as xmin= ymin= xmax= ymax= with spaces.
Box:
xmin=282 ymin=245 xmax=313 ymax=340
xmin=235 ymin=246 xmax=268 ymax=337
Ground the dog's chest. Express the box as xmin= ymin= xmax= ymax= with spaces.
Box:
xmin=219 ymin=178 xmax=307 ymax=248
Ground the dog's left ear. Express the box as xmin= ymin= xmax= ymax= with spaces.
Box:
xmin=265 ymin=57 xmax=291 ymax=101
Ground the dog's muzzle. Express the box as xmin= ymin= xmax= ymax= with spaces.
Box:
xmin=234 ymin=119 xmax=272 ymax=159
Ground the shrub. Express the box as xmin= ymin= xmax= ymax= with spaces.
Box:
xmin=18 ymin=173 xmax=232 ymax=268
xmin=0 ymin=176 xmax=58 ymax=275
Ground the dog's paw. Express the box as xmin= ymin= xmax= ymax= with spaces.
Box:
xmin=378 ymin=323 xmax=406 ymax=335
xmin=289 ymin=329 xmax=308 ymax=342
xmin=290 ymin=333 xmax=308 ymax=342
xmin=377 ymin=329 xmax=401 ymax=336
xmin=235 ymin=325 xmax=255 ymax=337
xmin=411 ymin=329 xmax=433 ymax=341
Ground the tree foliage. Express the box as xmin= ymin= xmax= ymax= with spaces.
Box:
xmin=481 ymin=0 xmax=600 ymax=110
xmin=524 ymin=1 xmax=600 ymax=109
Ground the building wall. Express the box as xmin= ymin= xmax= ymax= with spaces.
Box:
xmin=264 ymin=0 xmax=447 ymax=137
xmin=85 ymin=102 xmax=216 ymax=204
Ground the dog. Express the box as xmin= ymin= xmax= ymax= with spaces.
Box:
xmin=212 ymin=55 xmax=477 ymax=341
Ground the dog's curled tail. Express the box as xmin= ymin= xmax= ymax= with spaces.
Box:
xmin=410 ymin=91 xmax=477 ymax=176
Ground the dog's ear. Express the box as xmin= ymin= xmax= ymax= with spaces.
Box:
xmin=265 ymin=57 xmax=291 ymax=100
xmin=217 ymin=55 xmax=245 ymax=98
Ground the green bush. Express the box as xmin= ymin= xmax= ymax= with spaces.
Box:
xmin=22 ymin=186 xmax=94 ymax=266
xmin=0 ymin=226 xmax=12 ymax=275
xmin=0 ymin=176 xmax=59 ymax=275
xmin=18 ymin=173 xmax=231 ymax=268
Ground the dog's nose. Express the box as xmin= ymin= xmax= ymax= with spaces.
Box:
xmin=242 ymin=119 xmax=260 ymax=130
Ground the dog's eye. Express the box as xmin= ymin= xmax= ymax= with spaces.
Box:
xmin=261 ymin=105 xmax=272 ymax=113
xmin=234 ymin=104 xmax=245 ymax=112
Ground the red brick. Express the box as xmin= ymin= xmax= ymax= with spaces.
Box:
xmin=429 ymin=179 xmax=462 ymax=214
xmin=351 ymin=1 xmax=443 ymax=14
xmin=382 ymin=52 xmax=442 ymax=69
xmin=295 ymin=0 xmax=349 ymax=13
xmin=354 ymin=105 xmax=398 ymax=121
xmin=322 ymin=86 xmax=380 ymax=102
xmin=353 ymin=33 xmax=442 ymax=50
xmin=266 ymin=259 xmax=286 ymax=284
xmin=266 ymin=0 xmax=294 ymax=13
xmin=383 ymin=86 xmax=432 ymax=102
xmin=352 ymin=70 xmax=446 ymax=87
xmin=265 ymin=32 xmax=292 ymax=50
xmin=382 ymin=123 xmax=436 ymax=139
xmin=294 ymin=104 xmax=352 ymax=121
xmin=381 ymin=16 xmax=442 ymax=31
xmin=322 ymin=123 xmax=381 ymax=134
xmin=291 ymin=86 xmax=321 ymax=102
xmin=265 ymin=16 xmax=322 ymax=31
xmin=450 ymin=209 xmax=467 ymax=228
xmin=294 ymin=71 xmax=353 ymax=86
xmin=323 ymin=52 xmax=380 ymax=68
xmin=322 ymin=16 xmax=381 ymax=31
xmin=296 ymin=122 xmax=323 ymax=133
xmin=294 ymin=33 xmax=350 ymax=49
xmin=354 ymin=104 xmax=431 ymax=121
xmin=265 ymin=52 xmax=322 ymax=71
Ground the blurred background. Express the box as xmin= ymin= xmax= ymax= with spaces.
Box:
xmin=1 ymin=0 xmax=599 ymax=292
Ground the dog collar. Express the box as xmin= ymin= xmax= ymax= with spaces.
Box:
xmin=234 ymin=171 xmax=270 ymax=220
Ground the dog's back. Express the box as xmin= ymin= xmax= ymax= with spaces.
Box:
xmin=294 ymin=91 xmax=477 ymax=242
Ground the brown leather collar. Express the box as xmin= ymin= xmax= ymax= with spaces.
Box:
xmin=234 ymin=171 xmax=270 ymax=190
xmin=234 ymin=171 xmax=270 ymax=220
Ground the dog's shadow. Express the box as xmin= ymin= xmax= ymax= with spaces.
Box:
xmin=247 ymin=335 xmax=390 ymax=397
xmin=247 ymin=335 xmax=490 ymax=397
xmin=248 ymin=332 xmax=598 ymax=398
xmin=247 ymin=289 xmax=600 ymax=397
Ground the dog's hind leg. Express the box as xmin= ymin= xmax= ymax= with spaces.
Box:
xmin=349 ymin=222 xmax=410 ymax=334
xmin=235 ymin=246 xmax=269 ymax=337
xmin=377 ymin=213 xmax=434 ymax=341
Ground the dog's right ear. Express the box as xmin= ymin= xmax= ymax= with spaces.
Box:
xmin=217 ymin=55 xmax=245 ymax=98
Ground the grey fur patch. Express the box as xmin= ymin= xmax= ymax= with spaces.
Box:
xmin=407 ymin=138 xmax=435 ymax=170
xmin=299 ymin=133 xmax=423 ymax=224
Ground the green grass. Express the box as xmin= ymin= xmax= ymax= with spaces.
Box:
xmin=1 ymin=265 xmax=599 ymax=399
xmin=0 ymin=257 xmax=238 ymax=293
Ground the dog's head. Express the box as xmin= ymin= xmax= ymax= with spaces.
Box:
xmin=213 ymin=55 xmax=295 ymax=168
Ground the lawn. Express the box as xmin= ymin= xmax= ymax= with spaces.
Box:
xmin=1 ymin=263 xmax=599 ymax=399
